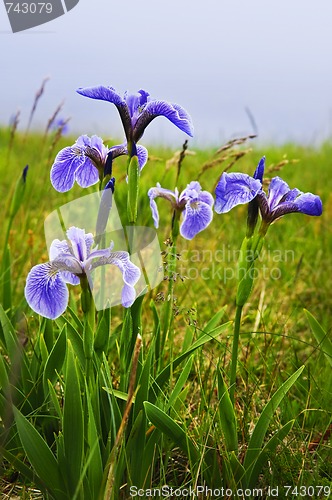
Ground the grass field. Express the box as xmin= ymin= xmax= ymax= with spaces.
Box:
xmin=0 ymin=122 xmax=331 ymax=499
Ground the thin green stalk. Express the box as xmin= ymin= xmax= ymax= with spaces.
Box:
xmin=229 ymin=304 xmax=243 ymax=404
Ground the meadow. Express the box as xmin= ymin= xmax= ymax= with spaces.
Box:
xmin=0 ymin=106 xmax=331 ymax=500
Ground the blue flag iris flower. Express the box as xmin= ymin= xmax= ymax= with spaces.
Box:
xmin=148 ymin=181 xmax=214 ymax=240
xmin=50 ymin=134 xmax=147 ymax=192
xmin=76 ymin=85 xmax=194 ymax=156
xmin=25 ymin=227 xmax=141 ymax=319
xmin=215 ymin=156 xmax=322 ymax=224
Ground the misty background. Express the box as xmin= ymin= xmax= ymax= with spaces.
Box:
xmin=2 ymin=0 xmax=332 ymax=147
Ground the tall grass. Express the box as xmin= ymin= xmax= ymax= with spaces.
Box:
xmin=0 ymin=97 xmax=331 ymax=498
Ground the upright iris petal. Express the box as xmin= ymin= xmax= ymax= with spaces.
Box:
xmin=25 ymin=227 xmax=141 ymax=319
xmin=77 ymin=85 xmax=193 ymax=158
xmin=148 ymin=181 xmax=213 ymax=240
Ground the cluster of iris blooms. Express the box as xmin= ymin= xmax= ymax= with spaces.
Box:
xmin=24 ymin=85 xmax=322 ymax=319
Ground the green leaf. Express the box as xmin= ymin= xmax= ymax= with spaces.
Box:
xmin=0 ymin=303 xmax=19 ymax=361
xmin=203 ymin=306 xmax=227 ymax=333
xmin=166 ymin=357 xmax=193 ymax=411
xmin=247 ymin=419 xmax=295 ymax=488
xmin=144 ymin=402 xmax=199 ymax=461
xmin=304 ymin=309 xmax=332 ymax=367
xmin=63 ymin=341 xmax=84 ymax=495
xmin=218 ymin=370 xmax=238 ymax=452
xmin=85 ymin=382 xmax=103 ymax=499
xmin=47 ymin=380 xmax=62 ymax=419
xmin=2 ymin=245 xmax=12 ymax=313
xmin=243 ymin=365 xmax=304 ymax=472
xmin=56 ymin=318 xmax=85 ymax=368
xmin=13 ymin=407 xmax=63 ymax=497
xmin=43 ymin=324 xmax=67 ymax=396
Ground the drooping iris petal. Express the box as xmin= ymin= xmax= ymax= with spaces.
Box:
xmin=74 ymin=158 xmax=100 ymax=188
xmin=133 ymin=100 xmax=194 ymax=141
xmin=215 ymin=173 xmax=262 ymax=214
xmin=77 ymin=86 xmax=132 ymax=140
xmin=180 ymin=199 xmax=213 ymax=240
xmin=107 ymin=251 xmax=141 ymax=287
xmin=294 ymin=192 xmax=323 ymax=216
xmin=50 ymin=146 xmax=85 ymax=192
xmin=121 ymin=283 xmax=137 ymax=308
xmin=148 ymin=185 xmax=178 ymax=228
xmin=25 ymin=263 xmax=69 ymax=319
xmin=89 ymin=250 xmax=141 ymax=308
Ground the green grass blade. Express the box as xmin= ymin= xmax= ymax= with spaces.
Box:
xmin=13 ymin=407 xmax=64 ymax=497
xmin=2 ymin=245 xmax=12 ymax=313
xmin=243 ymin=365 xmax=305 ymax=471
xmin=143 ymin=401 xmax=199 ymax=462
xmin=218 ymin=370 xmax=238 ymax=452
xmin=43 ymin=324 xmax=67 ymax=396
xmin=304 ymin=309 xmax=332 ymax=367
xmin=63 ymin=341 xmax=84 ymax=496
xmin=247 ymin=419 xmax=295 ymax=488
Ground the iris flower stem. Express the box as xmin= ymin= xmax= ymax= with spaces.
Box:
xmin=229 ymin=304 xmax=243 ymax=404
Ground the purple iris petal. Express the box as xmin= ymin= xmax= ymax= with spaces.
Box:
xmin=282 ymin=188 xmax=302 ymax=202
xmin=133 ymin=100 xmax=194 ymax=141
xmin=67 ymin=227 xmax=94 ymax=261
xmin=253 ymin=156 xmax=265 ymax=182
xmin=77 ymin=85 xmax=125 ymax=106
xmin=74 ymin=158 xmax=100 ymax=188
xmin=51 ymin=135 xmax=109 ymax=192
xmin=292 ymin=193 xmax=323 ymax=216
xmin=51 ymin=146 xmax=85 ymax=192
xmin=136 ymin=145 xmax=148 ymax=170
xmin=25 ymin=263 xmax=69 ymax=319
xmin=77 ymin=86 xmax=132 ymax=140
xmin=121 ymin=283 xmax=137 ymax=308
xmin=148 ymin=185 xmax=178 ymax=228
xmin=267 ymin=177 xmax=291 ymax=211
xmin=107 ymin=251 xmax=141 ymax=287
xmin=215 ymin=173 xmax=262 ymax=214
xmin=49 ymin=239 xmax=70 ymax=260
xmin=180 ymin=199 xmax=214 ymax=240
xmin=90 ymin=250 xmax=141 ymax=308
